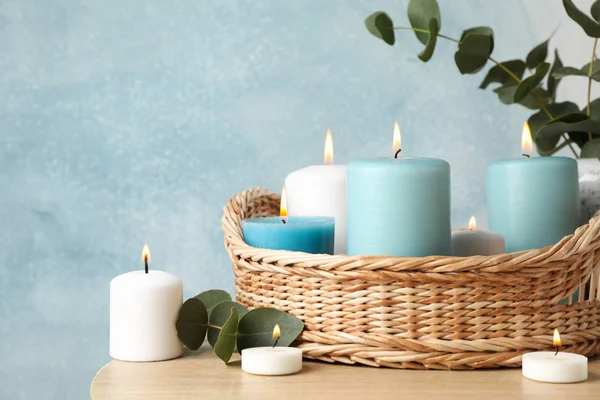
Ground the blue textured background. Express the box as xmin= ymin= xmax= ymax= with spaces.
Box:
xmin=0 ymin=0 xmax=594 ymax=398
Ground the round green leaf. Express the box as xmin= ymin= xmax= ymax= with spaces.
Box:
xmin=538 ymin=113 xmax=600 ymax=139
xmin=563 ymin=0 xmax=600 ymax=37
xmin=175 ymin=298 xmax=208 ymax=350
xmin=194 ymin=289 xmax=232 ymax=313
xmin=479 ymin=60 xmax=526 ymax=89
xmin=207 ymin=301 xmax=248 ymax=347
xmin=587 ymin=98 xmax=600 ymax=122
xmin=552 ymin=66 xmax=588 ymax=79
xmin=454 ymin=27 xmax=494 ymax=74
xmin=529 ymin=102 xmax=579 ymax=155
xmin=592 ymin=1 xmax=600 ymax=22
xmin=494 ymin=85 xmax=550 ymax=110
xmin=364 ymin=12 xmax=395 ymax=46
xmin=417 ymin=18 xmax=439 ymax=62
xmin=237 ymin=308 xmax=304 ymax=352
xmin=548 ymin=50 xmax=563 ymax=98
xmin=526 ymin=39 xmax=549 ymax=69
xmin=514 ymin=62 xmax=550 ymax=103
xmin=407 ymin=0 xmax=441 ymax=45
xmin=581 ymin=138 xmax=600 ymax=157
xmin=214 ymin=307 xmax=239 ymax=364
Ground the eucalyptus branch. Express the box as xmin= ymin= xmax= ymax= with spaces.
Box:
xmin=392 ymin=25 xmax=579 ymax=158
xmin=587 ymin=38 xmax=598 ymax=141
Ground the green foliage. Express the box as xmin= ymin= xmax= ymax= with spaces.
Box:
xmin=237 ymin=308 xmax=305 ymax=351
xmin=407 ymin=0 xmax=441 ymax=45
xmin=364 ymin=12 xmax=395 ymax=45
xmin=363 ymin=0 xmax=600 ymax=158
xmin=214 ymin=307 xmax=239 ymax=364
xmin=454 ymin=27 xmax=494 ymax=74
xmin=175 ymin=290 xmax=304 ymax=364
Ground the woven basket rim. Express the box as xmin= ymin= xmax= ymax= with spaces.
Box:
xmin=222 ymin=187 xmax=600 ymax=274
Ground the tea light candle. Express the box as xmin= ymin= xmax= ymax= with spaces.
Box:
xmin=110 ymin=244 xmax=183 ymax=362
xmin=241 ymin=325 xmax=303 ymax=376
xmin=242 ymin=189 xmax=335 ymax=254
xmin=522 ymin=329 xmax=588 ymax=383
xmin=286 ymin=130 xmax=347 ymax=254
xmin=451 ymin=216 xmax=505 ymax=256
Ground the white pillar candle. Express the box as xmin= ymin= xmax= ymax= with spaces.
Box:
xmin=109 ymin=244 xmax=183 ymax=362
xmin=522 ymin=329 xmax=588 ymax=383
xmin=241 ymin=347 xmax=303 ymax=376
xmin=285 ymin=130 xmax=347 ymax=254
xmin=451 ymin=216 xmax=505 ymax=256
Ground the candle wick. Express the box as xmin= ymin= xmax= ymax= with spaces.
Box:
xmin=555 ymin=346 xmax=559 ymax=356
xmin=144 ymin=256 xmax=149 ymax=274
xmin=272 ymin=337 xmax=279 ymax=348
xmin=522 ymin=153 xmax=530 ymax=158
xmin=394 ymin=148 xmax=402 ymax=159
xmin=281 ymin=217 xmax=287 ymax=225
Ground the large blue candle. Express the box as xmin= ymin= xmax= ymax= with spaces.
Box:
xmin=242 ymin=216 xmax=335 ymax=254
xmin=346 ymin=123 xmax=451 ymax=256
xmin=487 ymin=124 xmax=580 ymax=253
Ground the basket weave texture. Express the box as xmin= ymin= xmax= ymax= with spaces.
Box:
xmin=223 ymin=187 xmax=600 ymax=369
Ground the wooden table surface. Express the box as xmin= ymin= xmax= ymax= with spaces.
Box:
xmin=91 ymin=347 xmax=600 ymax=400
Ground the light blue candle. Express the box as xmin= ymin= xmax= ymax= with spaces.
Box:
xmin=242 ymin=216 xmax=335 ymax=254
xmin=487 ymin=156 xmax=580 ymax=253
xmin=347 ymin=157 xmax=451 ymax=256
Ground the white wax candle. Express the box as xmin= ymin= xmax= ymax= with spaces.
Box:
xmin=110 ymin=270 xmax=183 ymax=362
xmin=451 ymin=216 xmax=505 ymax=256
xmin=285 ymin=130 xmax=347 ymax=254
xmin=241 ymin=347 xmax=303 ymax=376
xmin=522 ymin=352 xmax=588 ymax=383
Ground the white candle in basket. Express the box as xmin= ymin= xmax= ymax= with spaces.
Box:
xmin=110 ymin=244 xmax=183 ymax=362
xmin=285 ymin=129 xmax=347 ymax=254
xmin=522 ymin=329 xmax=588 ymax=383
xmin=241 ymin=325 xmax=303 ymax=375
xmin=451 ymin=216 xmax=505 ymax=256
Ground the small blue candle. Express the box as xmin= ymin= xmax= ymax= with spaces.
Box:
xmin=242 ymin=189 xmax=335 ymax=254
xmin=346 ymin=123 xmax=451 ymax=256
xmin=487 ymin=123 xmax=580 ymax=253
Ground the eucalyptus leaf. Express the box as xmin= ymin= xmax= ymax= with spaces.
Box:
xmin=364 ymin=12 xmax=395 ymax=45
xmin=195 ymin=289 xmax=232 ymax=313
xmin=581 ymin=61 xmax=600 ymax=81
xmin=528 ymin=102 xmax=579 ymax=154
xmin=569 ymin=132 xmax=590 ymax=149
xmin=593 ymin=0 xmax=600 ymax=22
xmin=418 ymin=18 xmax=439 ymax=62
xmin=214 ymin=307 xmax=239 ymax=364
xmin=581 ymin=138 xmax=600 ymax=157
xmin=407 ymin=0 xmax=441 ymax=45
xmin=526 ymin=39 xmax=549 ymax=69
xmin=563 ymin=0 xmax=600 ymax=37
xmin=494 ymin=85 xmax=550 ymax=109
xmin=514 ymin=62 xmax=550 ymax=102
xmin=207 ymin=301 xmax=248 ymax=347
xmin=587 ymin=98 xmax=600 ymax=121
xmin=175 ymin=298 xmax=208 ymax=350
xmin=552 ymin=66 xmax=589 ymax=78
xmin=548 ymin=50 xmax=563 ymax=98
xmin=538 ymin=113 xmax=600 ymax=139
xmin=237 ymin=308 xmax=304 ymax=352
xmin=479 ymin=60 xmax=526 ymax=89
xmin=454 ymin=27 xmax=494 ymax=74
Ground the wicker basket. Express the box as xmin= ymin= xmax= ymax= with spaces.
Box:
xmin=222 ymin=187 xmax=600 ymax=370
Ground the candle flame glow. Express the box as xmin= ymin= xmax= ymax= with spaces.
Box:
xmin=468 ymin=216 xmax=476 ymax=231
xmin=280 ymin=188 xmax=288 ymax=218
xmin=392 ymin=122 xmax=402 ymax=154
xmin=141 ymin=243 xmax=151 ymax=264
xmin=272 ymin=324 xmax=281 ymax=341
xmin=522 ymin=122 xmax=533 ymax=157
xmin=324 ymin=129 xmax=334 ymax=164
xmin=553 ymin=328 xmax=561 ymax=347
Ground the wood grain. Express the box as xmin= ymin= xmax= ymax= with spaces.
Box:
xmin=91 ymin=347 xmax=600 ymax=400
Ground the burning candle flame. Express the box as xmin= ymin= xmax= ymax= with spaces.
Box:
xmin=280 ymin=188 xmax=288 ymax=218
xmin=468 ymin=216 xmax=476 ymax=231
xmin=553 ymin=328 xmax=561 ymax=347
xmin=522 ymin=122 xmax=533 ymax=157
xmin=393 ymin=122 xmax=402 ymax=155
xmin=141 ymin=243 xmax=151 ymax=264
xmin=324 ymin=129 xmax=334 ymax=164
xmin=272 ymin=324 xmax=281 ymax=341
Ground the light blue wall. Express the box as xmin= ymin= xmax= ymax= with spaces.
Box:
xmin=0 ymin=0 xmax=583 ymax=398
